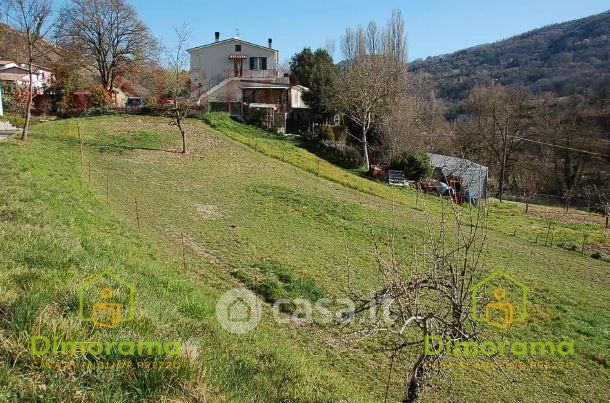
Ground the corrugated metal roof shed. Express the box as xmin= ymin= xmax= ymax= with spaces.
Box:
xmin=428 ymin=153 xmax=489 ymax=199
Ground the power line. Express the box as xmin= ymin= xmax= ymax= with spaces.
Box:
xmin=508 ymin=135 xmax=609 ymax=158
xmin=378 ymin=133 xmax=608 ymax=158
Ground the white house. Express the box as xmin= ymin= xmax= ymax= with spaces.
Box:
xmin=0 ymin=61 xmax=53 ymax=93
xmin=188 ymin=32 xmax=312 ymax=133
xmin=188 ymin=32 xmax=280 ymax=103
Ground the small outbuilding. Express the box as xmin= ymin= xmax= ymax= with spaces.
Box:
xmin=427 ymin=153 xmax=489 ymax=200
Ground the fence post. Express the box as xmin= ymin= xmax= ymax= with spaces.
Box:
xmin=544 ymin=219 xmax=552 ymax=246
xmin=77 ymin=120 xmax=84 ymax=172
xmin=181 ymin=232 xmax=186 ymax=270
xmin=582 ymin=233 xmax=587 ymax=255
xmin=88 ymin=161 xmax=91 ymax=185
xmin=135 ymin=198 xmax=140 ymax=230
xmin=106 ymin=177 xmax=109 ymax=207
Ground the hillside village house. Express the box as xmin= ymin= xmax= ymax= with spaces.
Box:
xmin=0 ymin=61 xmax=53 ymax=93
xmin=188 ymin=32 xmax=309 ymax=132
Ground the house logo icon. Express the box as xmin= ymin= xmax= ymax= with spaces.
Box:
xmin=78 ymin=271 xmax=135 ymax=328
xmin=471 ymin=272 xmax=527 ymax=330
xmin=216 ymin=288 xmax=262 ymax=334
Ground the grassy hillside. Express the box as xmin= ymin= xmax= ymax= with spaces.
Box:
xmin=0 ymin=114 xmax=608 ymax=401
xmin=410 ymin=10 xmax=610 ymax=102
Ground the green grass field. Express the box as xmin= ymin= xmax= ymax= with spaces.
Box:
xmin=0 ymin=114 xmax=608 ymax=401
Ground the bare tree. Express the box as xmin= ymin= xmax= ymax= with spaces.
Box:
xmin=55 ymin=0 xmax=156 ymax=96
xmin=381 ymin=74 xmax=442 ymax=159
xmin=163 ymin=24 xmax=195 ymax=154
xmin=332 ymin=9 xmax=408 ymax=169
xmin=344 ymin=199 xmax=488 ymax=402
xmin=550 ymin=111 xmax=597 ymax=203
xmin=460 ymin=83 xmax=536 ymax=202
xmin=512 ymin=167 xmax=543 ymax=213
xmin=5 ymin=0 xmax=53 ymax=141
xmin=596 ymin=186 xmax=610 ymax=229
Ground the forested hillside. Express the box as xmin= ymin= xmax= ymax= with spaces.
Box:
xmin=0 ymin=23 xmax=60 ymax=66
xmin=410 ymin=11 xmax=610 ymax=103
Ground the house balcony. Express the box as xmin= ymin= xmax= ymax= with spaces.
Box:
xmin=223 ymin=68 xmax=279 ymax=80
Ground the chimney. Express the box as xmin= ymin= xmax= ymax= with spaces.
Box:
xmin=215 ymin=32 xmax=220 ymax=42
xmin=268 ymin=38 xmax=273 ymax=48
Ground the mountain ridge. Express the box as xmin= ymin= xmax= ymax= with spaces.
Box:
xmin=409 ymin=10 xmax=610 ymax=103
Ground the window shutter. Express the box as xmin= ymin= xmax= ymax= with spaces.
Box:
xmin=249 ymin=57 xmax=255 ymax=70
xmin=261 ymin=57 xmax=267 ymax=70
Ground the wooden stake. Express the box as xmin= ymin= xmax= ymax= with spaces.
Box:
xmin=106 ymin=177 xmax=109 ymax=207
xmin=582 ymin=233 xmax=587 ymax=255
xmin=135 ymin=198 xmax=140 ymax=230
xmin=181 ymin=232 xmax=186 ymax=270
xmin=544 ymin=219 xmax=552 ymax=246
xmin=78 ymin=121 xmax=84 ymax=171
xmin=88 ymin=161 xmax=91 ymax=185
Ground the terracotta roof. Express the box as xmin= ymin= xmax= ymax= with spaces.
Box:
xmin=187 ymin=38 xmax=277 ymax=53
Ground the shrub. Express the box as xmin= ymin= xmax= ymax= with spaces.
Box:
xmin=391 ymin=150 xmax=432 ymax=181
xmin=144 ymin=96 xmax=158 ymax=106
xmin=319 ymin=142 xmax=364 ymax=169
xmin=558 ymin=241 xmax=578 ymax=252
xmin=87 ymin=86 xmax=110 ymax=107
xmin=319 ymin=125 xmax=335 ymax=142
xmin=591 ymin=251 xmax=607 ymax=260
xmin=5 ymin=115 xmax=25 ymax=128
xmin=332 ymin=126 xmax=345 ymax=142
xmin=257 ymin=278 xmax=284 ymax=302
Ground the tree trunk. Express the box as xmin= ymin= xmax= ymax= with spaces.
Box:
xmin=362 ymin=126 xmax=370 ymax=170
xmin=403 ymin=355 xmax=425 ymax=403
xmin=181 ymin=129 xmax=186 ymax=154
xmin=21 ymin=65 xmax=34 ymax=141
xmin=498 ymin=134 xmax=508 ymax=202
xmin=498 ymin=162 xmax=505 ymax=202
xmin=525 ymin=200 xmax=529 ymax=214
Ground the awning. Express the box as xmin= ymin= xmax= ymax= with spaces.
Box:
xmin=246 ymin=103 xmax=278 ymax=110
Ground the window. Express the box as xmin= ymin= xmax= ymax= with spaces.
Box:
xmin=249 ymin=57 xmax=268 ymax=70
xmin=235 ymin=44 xmax=241 ymax=52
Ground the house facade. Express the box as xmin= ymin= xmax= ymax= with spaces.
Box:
xmin=188 ymin=32 xmax=308 ymax=132
xmin=188 ymin=33 xmax=279 ymax=102
xmin=0 ymin=61 xmax=53 ymax=93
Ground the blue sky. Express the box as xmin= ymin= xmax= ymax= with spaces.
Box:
xmin=93 ymin=1 xmax=610 ymax=62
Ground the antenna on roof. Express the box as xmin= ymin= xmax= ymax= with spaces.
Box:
xmin=234 ymin=28 xmax=240 ymax=39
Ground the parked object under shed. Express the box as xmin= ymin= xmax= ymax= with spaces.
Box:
xmin=427 ymin=153 xmax=489 ymax=203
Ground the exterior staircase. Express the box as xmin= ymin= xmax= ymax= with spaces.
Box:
xmin=0 ymin=120 xmax=19 ymax=140
xmin=194 ymin=69 xmax=281 ymax=104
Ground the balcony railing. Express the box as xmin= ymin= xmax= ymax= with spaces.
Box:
xmin=224 ymin=68 xmax=279 ymax=80
xmin=196 ymin=68 xmax=281 ymax=97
